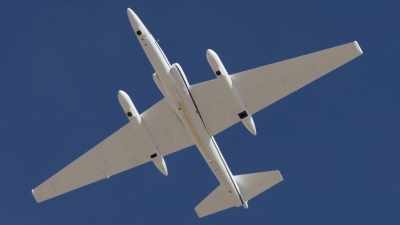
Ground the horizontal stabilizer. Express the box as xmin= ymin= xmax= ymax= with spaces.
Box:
xmin=195 ymin=185 xmax=234 ymax=218
xmin=234 ymin=170 xmax=283 ymax=201
xmin=194 ymin=170 xmax=283 ymax=218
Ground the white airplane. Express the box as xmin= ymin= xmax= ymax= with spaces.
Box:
xmin=32 ymin=8 xmax=363 ymax=217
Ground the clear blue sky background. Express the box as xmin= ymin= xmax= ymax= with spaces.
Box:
xmin=1 ymin=1 xmax=399 ymax=224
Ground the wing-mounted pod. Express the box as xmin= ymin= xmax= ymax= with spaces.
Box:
xmin=206 ymin=49 xmax=256 ymax=135
xmin=118 ymin=90 xmax=168 ymax=176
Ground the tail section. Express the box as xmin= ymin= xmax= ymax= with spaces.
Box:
xmin=194 ymin=170 xmax=283 ymax=218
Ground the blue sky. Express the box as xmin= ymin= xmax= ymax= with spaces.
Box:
xmin=1 ymin=1 xmax=399 ymax=224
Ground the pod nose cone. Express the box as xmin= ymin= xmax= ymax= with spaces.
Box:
xmin=118 ymin=90 xmax=128 ymax=104
xmin=206 ymin=49 xmax=217 ymax=61
xmin=206 ymin=49 xmax=220 ymax=69
xmin=118 ymin=90 xmax=135 ymax=113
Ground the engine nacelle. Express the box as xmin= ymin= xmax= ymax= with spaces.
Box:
xmin=118 ymin=90 xmax=168 ymax=176
xmin=206 ymin=49 xmax=256 ymax=135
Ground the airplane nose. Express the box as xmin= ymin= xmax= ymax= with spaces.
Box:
xmin=127 ymin=8 xmax=136 ymax=18
xmin=127 ymin=8 xmax=142 ymax=31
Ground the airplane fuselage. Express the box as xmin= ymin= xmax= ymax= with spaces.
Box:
xmin=32 ymin=8 xmax=361 ymax=217
xmin=127 ymin=9 xmax=246 ymax=207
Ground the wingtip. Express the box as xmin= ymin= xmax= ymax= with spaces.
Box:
xmin=195 ymin=208 xmax=205 ymax=218
xmin=277 ymin=170 xmax=284 ymax=181
xmin=31 ymin=189 xmax=40 ymax=203
xmin=354 ymin=41 xmax=363 ymax=55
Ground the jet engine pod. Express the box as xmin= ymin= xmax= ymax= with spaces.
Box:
xmin=118 ymin=90 xmax=169 ymax=176
xmin=206 ymin=49 xmax=256 ymax=135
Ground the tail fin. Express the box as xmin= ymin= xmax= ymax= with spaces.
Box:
xmin=194 ymin=170 xmax=283 ymax=218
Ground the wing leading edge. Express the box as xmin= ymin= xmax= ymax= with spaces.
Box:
xmin=191 ymin=41 xmax=363 ymax=136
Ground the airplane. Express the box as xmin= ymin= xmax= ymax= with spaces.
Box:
xmin=32 ymin=8 xmax=363 ymax=218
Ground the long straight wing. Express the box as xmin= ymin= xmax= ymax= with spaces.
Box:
xmin=32 ymin=98 xmax=194 ymax=203
xmin=191 ymin=41 xmax=363 ymax=136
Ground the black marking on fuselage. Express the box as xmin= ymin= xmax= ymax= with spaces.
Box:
xmin=174 ymin=65 xmax=245 ymax=205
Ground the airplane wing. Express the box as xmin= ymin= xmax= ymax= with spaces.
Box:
xmin=32 ymin=98 xmax=193 ymax=203
xmin=191 ymin=41 xmax=363 ymax=136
